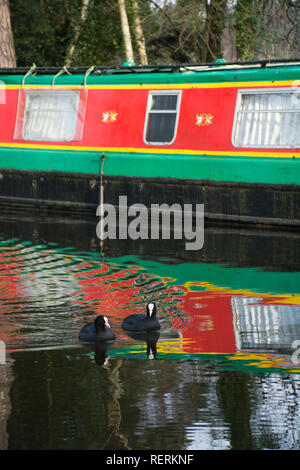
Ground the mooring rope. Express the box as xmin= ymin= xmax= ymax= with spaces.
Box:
xmin=99 ymin=153 xmax=106 ymax=253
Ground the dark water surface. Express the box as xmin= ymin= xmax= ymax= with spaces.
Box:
xmin=0 ymin=213 xmax=300 ymax=450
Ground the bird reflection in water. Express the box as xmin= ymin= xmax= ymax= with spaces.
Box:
xmin=126 ymin=331 xmax=161 ymax=359
xmin=94 ymin=341 xmax=112 ymax=367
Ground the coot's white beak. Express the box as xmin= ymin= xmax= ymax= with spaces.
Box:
xmin=148 ymin=303 xmax=154 ymax=316
xmin=104 ymin=316 xmax=110 ymax=328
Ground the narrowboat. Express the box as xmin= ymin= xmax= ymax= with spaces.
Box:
xmin=0 ymin=59 xmax=300 ymax=228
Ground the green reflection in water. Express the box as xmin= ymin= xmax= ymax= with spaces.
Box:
xmin=108 ymin=255 xmax=300 ymax=297
xmin=82 ymin=346 xmax=300 ymax=375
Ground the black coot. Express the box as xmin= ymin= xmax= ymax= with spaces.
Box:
xmin=79 ymin=315 xmax=115 ymax=342
xmin=121 ymin=302 xmax=160 ymax=332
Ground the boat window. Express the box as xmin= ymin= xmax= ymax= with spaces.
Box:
xmin=144 ymin=91 xmax=181 ymax=145
xmin=233 ymin=89 xmax=300 ymax=148
xmin=14 ymin=88 xmax=86 ymax=142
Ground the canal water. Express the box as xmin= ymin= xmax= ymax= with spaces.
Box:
xmin=0 ymin=212 xmax=300 ymax=450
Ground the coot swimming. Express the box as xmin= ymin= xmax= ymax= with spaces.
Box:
xmin=121 ymin=302 xmax=160 ymax=332
xmin=79 ymin=315 xmax=115 ymax=342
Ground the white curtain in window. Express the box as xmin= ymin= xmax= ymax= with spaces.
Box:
xmin=23 ymin=91 xmax=80 ymax=142
xmin=235 ymin=92 xmax=300 ymax=147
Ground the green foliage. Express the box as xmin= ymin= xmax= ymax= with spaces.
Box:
xmin=69 ymin=0 xmax=123 ymax=66
xmin=8 ymin=0 xmax=300 ymax=68
xmin=233 ymin=0 xmax=260 ymax=60
xmin=9 ymin=0 xmax=123 ymax=67
xmin=10 ymin=0 xmax=77 ymax=66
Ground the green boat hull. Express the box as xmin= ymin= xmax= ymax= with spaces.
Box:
xmin=0 ymin=147 xmax=299 ymax=227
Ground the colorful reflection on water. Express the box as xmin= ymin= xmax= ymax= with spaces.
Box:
xmin=1 ymin=234 xmax=300 ymax=375
xmin=1 ymin=216 xmax=300 ymax=450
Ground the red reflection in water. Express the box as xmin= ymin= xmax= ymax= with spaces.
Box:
xmin=167 ymin=286 xmax=237 ymax=354
xmin=0 ymin=251 xmax=23 ymax=344
xmin=74 ymin=264 xmax=152 ymax=321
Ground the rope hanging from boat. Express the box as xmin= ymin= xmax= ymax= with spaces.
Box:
xmin=84 ymin=65 xmax=95 ymax=87
xmin=52 ymin=66 xmax=71 ymax=86
xmin=22 ymin=63 xmax=36 ymax=87
xmin=99 ymin=153 xmax=106 ymax=255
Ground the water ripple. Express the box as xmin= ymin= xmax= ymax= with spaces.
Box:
xmin=0 ymin=238 xmax=183 ymax=351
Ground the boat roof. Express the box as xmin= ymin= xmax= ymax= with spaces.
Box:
xmin=0 ymin=58 xmax=300 ymax=86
